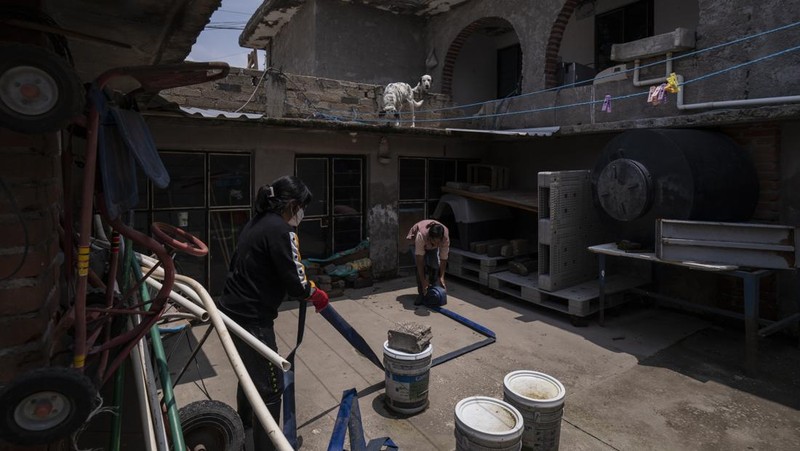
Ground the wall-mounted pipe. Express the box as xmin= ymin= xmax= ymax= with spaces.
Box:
xmin=633 ymin=52 xmax=674 ymax=86
xmin=676 ymin=74 xmax=800 ymax=110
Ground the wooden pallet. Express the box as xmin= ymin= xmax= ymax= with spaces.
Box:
xmin=488 ymin=270 xmax=649 ymax=317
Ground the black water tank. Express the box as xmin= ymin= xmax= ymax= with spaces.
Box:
xmin=591 ymin=129 xmax=759 ymax=244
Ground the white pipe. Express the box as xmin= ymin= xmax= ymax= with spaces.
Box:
xmin=171 ymin=272 xmax=293 ymax=451
xmin=145 ymin=277 xmax=210 ymax=322
xmin=137 ymin=256 xmax=291 ymax=371
xmin=676 ymin=74 xmax=800 ymax=110
xmin=140 ymin=334 xmax=170 ymax=451
xmin=173 ymin=280 xmax=202 ymax=305
xmin=129 ymin=327 xmax=158 ymax=451
xmin=633 ymin=53 xmax=673 ymax=86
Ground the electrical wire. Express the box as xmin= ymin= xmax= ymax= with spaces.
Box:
xmin=233 ymin=66 xmax=272 ymax=113
xmin=0 ymin=178 xmax=29 ymax=282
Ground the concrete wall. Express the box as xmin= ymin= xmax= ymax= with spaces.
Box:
xmin=428 ymin=0 xmax=562 ymax=95
xmin=429 ymin=0 xmax=800 ymax=116
xmin=560 ymin=0 xmax=700 ymax=69
xmin=270 ymin=0 xmax=316 ymax=75
xmin=314 ymin=0 xmax=426 ymax=86
xmin=147 ymin=116 xmax=488 ymax=278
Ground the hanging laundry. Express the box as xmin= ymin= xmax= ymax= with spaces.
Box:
xmin=601 ymin=94 xmax=612 ymax=112
xmin=665 ymin=72 xmax=681 ymax=94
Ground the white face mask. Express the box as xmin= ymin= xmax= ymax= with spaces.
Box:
xmin=288 ymin=208 xmax=305 ymax=226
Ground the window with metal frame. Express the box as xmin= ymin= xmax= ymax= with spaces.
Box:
xmin=295 ymin=156 xmax=366 ymax=259
xmin=397 ymin=157 xmax=476 ymax=268
xmin=135 ymin=151 xmax=253 ymax=296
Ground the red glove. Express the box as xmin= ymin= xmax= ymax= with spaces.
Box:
xmin=307 ymin=287 xmax=329 ymax=312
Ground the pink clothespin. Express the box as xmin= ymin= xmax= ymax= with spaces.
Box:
xmin=647 ymin=86 xmax=658 ymax=104
xmin=601 ymin=95 xmax=612 ymax=112
xmin=656 ymin=83 xmax=667 ymax=104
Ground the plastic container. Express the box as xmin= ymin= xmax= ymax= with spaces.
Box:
xmin=454 ymin=396 xmax=524 ymax=450
xmin=503 ymin=371 xmax=566 ymax=451
xmin=383 ymin=341 xmax=432 ymax=414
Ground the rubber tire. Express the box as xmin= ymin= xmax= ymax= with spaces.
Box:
xmin=0 ymin=367 xmax=97 ymax=446
xmin=179 ymin=400 xmax=245 ymax=451
xmin=0 ymin=44 xmax=84 ymax=134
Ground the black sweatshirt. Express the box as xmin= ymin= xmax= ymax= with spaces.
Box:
xmin=218 ymin=211 xmax=312 ymax=327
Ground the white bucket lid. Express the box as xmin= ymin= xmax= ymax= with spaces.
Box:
xmin=503 ymin=370 xmax=566 ymax=408
xmin=454 ymin=396 xmax=523 ymax=443
xmin=383 ymin=340 xmax=433 ymax=360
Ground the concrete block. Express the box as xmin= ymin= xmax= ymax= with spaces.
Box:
xmin=387 ymin=322 xmax=432 ymax=354
xmin=611 ymin=27 xmax=696 ymax=62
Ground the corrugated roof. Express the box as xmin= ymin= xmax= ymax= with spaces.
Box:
xmin=445 ymin=127 xmax=560 ymax=137
xmin=180 ymin=106 xmax=264 ymax=119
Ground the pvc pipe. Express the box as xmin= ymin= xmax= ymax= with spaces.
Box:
xmin=128 ymin=321 xmax=160 ymax=451
xmin=676 ymin=74 xmax=800 ymax=110
xmin=138 ymin=257 xmax=290 ymax=371
xmin=171 ymin=271 xmax=293 ymax=451
xmin=140 ymin=332 xmax=170 ymax=451
xmin=145 ymin=277 xmax=210 ymax=322
xmin=632 ymin=53 xmax=674 ymax=86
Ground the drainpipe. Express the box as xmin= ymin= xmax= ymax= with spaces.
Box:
xmin=676 ymin=74 xmax=800 ymax=110
xmin=633 ymin=52 xmax=674 ymax=86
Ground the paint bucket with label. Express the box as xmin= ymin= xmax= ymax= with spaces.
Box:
xmin=454 ymin=396 xmax=524 ymax=450
xmin=503 ymin=370 xmax=566 ymax=451
xmin=383 ymin=341 xmax=432 ymax=414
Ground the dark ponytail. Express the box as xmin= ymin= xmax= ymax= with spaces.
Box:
xmin=255 ymin=176 xmax=313 ymax=215
xmin=427 ymin=222 xmax=444 ymax=239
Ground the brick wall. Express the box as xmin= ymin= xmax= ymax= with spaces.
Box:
xmin=163 ymin=68 xmax=452 ymax=127
xmin=277 ymin=73 xmax=450 ymax=126
xmin=723 ymin=124 xmax=782 ymax=223
xmin=161 ymin=67 xmax=268 ymax=114
xmin=717 ymin=124 xmax=782 ymax=319
xmin=0 ymin=129 xmax=63 ymax=384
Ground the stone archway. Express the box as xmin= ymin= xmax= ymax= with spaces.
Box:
xmin=544 ymin=0 xmax=580 ymax=88
xmin=440 ymin=16 xmax=520 ymax=97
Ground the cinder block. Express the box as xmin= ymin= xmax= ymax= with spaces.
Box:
xmin=388 ymin=322 xmax=432 ymax=354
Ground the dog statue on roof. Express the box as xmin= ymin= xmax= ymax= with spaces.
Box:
xmin=379 ymin=74 xmax=432 ymax=128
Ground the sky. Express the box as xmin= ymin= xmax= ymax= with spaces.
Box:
xmin=186 ymin=0 xmax=266 ymax=69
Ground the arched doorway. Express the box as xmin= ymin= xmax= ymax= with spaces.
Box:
xmin=441 ymin=17 xmax=522 ymax=114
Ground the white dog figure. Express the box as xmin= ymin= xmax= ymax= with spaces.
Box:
xmin=379 ymin=75 xmax=432 ymax=127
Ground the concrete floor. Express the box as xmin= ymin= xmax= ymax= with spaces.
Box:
xmin=169 ymin=276 xmax=800 ymax=450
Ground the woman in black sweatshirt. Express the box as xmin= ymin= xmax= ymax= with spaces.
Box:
xmin=218 ymin=175 xmax=328 ymax=450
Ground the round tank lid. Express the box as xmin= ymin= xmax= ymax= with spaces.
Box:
xmin=596 ymin=158 xmax=652 ymax=222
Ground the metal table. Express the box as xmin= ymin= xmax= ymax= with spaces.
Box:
xmin=588 ymin=243 xmax=785 ymax=373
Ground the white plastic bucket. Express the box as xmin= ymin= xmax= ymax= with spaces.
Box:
xmin=503 ymin=371 xmax=566 ymax=451
xmin=454 ymin=396 xmax=524 ymax=451
xmin=383 ymin=341 xmax=432 ymax=414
